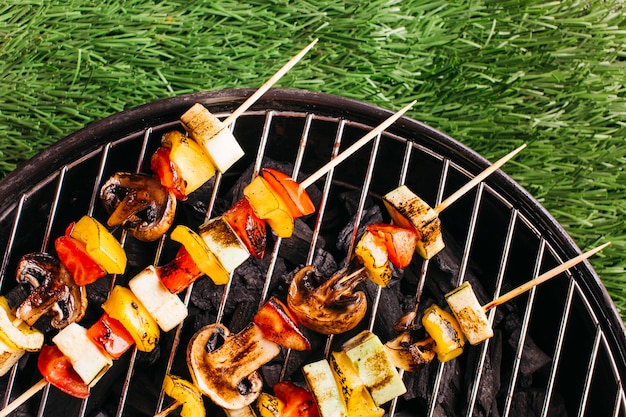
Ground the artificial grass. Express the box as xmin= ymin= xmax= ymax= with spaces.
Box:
xmin=0 ymin=1 xmax=625 ymax=317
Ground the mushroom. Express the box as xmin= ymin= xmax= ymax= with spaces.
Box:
xmin=100 ymin=172 xmax=177 ymax=242
xmin=15 ymin=253 xmax=87 ymax=329
xmin=383 ymin=330 xmax=435 ymax=372
xmin=187 ymin=322 xmax=280 ymax=410
xmin=287 ymin=265 xmax=367 ymax=335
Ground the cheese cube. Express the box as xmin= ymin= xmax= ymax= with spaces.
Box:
xmin=199 ymin=217 xmax=250 ymax=273
xmin=302 ymin=359 xmax=348 ymax=417
xmin=445 ymin=281 xmax=493 ymax=345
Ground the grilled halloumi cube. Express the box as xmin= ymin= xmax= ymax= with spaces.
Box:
xmin=354 ymin=230 xmax=393 ymax=287
xmin=52 ymin=323 xmax=112 ymax=386
xmin=199 ymin=217 xmax=250 ymax=273
xmin=382 ymin=185 xmax=445 ymax=259
xmin=445 ymin=281 xmax=493 ymax=345
xmin=302 ymin=359 xmax=348 ymax=417
xmin=180 ymin=103 xmax=244 ymax=173
xmin=342 ymin=330 xmax=406 ymax=406
xmin=0 ymin=338 xmax=24 ymax=377
xmin=129 ymin=265 xmax=188 ymax=332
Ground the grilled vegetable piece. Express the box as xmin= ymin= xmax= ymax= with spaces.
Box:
xmin=15 ymin=252 xmax=87 ymax=329
xmin=273 ymin=381 xmax=320 ymax=417
xmin=100 ymin=172 xmax=177 ymax=242
xmin=187 ymin=323 xmax=280 ymax=410
xmin=287 ymin=265 xmax=367 ymax=335
xmin=170 ymin=225 xmax=230 ymax=286
xmin=162 ymin=374 xmax=206 ymax=417
xmin=382 ymin=185 xmax=445 ymax=260
xmin=38 ymin=344 xmax=90 ymax=399
xmin=128 ymin=265 xmax=188 ymax=332
xmin=157 ymin=246 xmax=206 ymax=293
xmin=354 ymin=230 xmax=393 ymax=287
xmin=256 ymin=392 xmax=284 ymax=417
xmin=52 ymin=323 xmax=112 ymax=386
xmin=253 ymin=296 xmax=310 ymax=351
xmin=328 ymin=351 xmax=384 ymax=417
xmin=384 ymin=331 xmax=436 ymax=372
xmin=180 ymin=103 xmax=244 ymax=173
xmin=0 ymin=336 xmax=24 ymax=377
xmin=86 ymin=312 xmax=135 ymax=360
xmin=151 ymin=146 xmax=187 ymax=200
xmin=302 ymin=359 xmax=348 ymax=417
xmin=445 ymin=281 xmax=493 ymax=345
xmin=102 ymin=285 xmax=159 ymax=352
xmin=341 ymin=330 xmax=407 ymax=406
xmin=54 ymin=235 xmax=107 ymax=286
xmin=261 ymin=168 xmax=315 ymax=218
xmin=421 ymin=304 xmax=465 ymax=362
xmin=68 ymin=215 xmax=127 ymax=274
xmin=161 ymin=130 xmax=216 ymax=195
xmin=0 ymin=296 xmax=43 ymax=352
xmin=243 ymin=175 xmax=294 ymax=238
xmin=223 ymin=198 xmax=267 ymax=259
xmin=366 ymin=223 xmax=417 ymax=269
xmin=199 ymin=217 xmax=249 ymax=277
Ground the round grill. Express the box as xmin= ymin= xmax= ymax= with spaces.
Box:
xmin=0 ymin=89 xmax=624 ymax=417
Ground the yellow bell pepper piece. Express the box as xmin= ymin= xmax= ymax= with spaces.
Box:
xmin=69 ymin=215 xmax=126 ymax=274
xmin=255 ymin=392 xmax=284 ymax=417
xmin=162 ymin=130 xmax=216 ymax=195
xmin=421 ymin=304 xmax=465 ymax=362
xmin=102 ymin=286 xmax=159 ymax=352
xmin=243 ymin=176 xmax=294 ymax=238
xmin=163 ymin=374 xmax=206 ymax=417
xmin=0 ymin=296 xmax=43 ymax=352
xmin=354 ymin=231 xmax=393 ymax=287
xmin=329 ymin=351 xmax=384 ymax=417
xmin=170 ymin=224 xmax=230 ymax=285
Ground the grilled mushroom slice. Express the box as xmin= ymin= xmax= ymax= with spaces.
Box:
xmin=15 ymin=253 xmax=87 ymax=329
xmin=100 ymin=172 xmax=177 ymax=242
xmin=287 ymin=265 xmax=367 ymax=335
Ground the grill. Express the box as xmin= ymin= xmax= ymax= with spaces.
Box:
xmin=0 ymin=88 xmax=624 ymax=417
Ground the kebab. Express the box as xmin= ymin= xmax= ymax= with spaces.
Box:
xmin=100 ymin=38 xmax=318 ymax=242
xmin=287 ymin=144 xmax=526 ymax=334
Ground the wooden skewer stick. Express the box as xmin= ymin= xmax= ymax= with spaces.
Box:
xmin=483 ymin=242 xmax=611 ymax=311
xmin=434 ymin=143 xmax=527 ymax=214
xmin=300 ymin=100 xmax=417 ymax=190
xmin=0 ymin=378 xmax=47 ymax=417
xmin=222 ymin=38 xmax=319 ymax=127
xmin=153 ymin=400 xmax=181 ymax=417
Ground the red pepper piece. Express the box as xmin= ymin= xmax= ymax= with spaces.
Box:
xmin=157 ymin=246 xmax=204 ymax=293
xmin=86 ymin=312 xmax=135 ymax=360
xmin=38 ymin=345 xmax=90 ymax=399
xmin=366 ymin=223 xmax=418 ymax=269
xmin=254 ymin=296 xmax=310 ymax=351
xmin=273 ymin=381 xmax=320 ymax=417
xmin=150 ymin=146 xmax=186 ymax=200
xmin=223 ymin=198 xmax=267 ymax=258
xmin=262 ymin=168 xmax=315 ymax=218
xmin=54 ymin=235 xmax=107 ymax=286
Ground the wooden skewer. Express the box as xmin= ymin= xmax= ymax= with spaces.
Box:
xmin=300 ymin=100 xmax=417 ymax=190
xmin=222 ymin=38 xmax=319 ymax=127
xmin=0 ymin=378 xmax=47 ymax=417
xmin=483 ymin=242 xmax=611 ymax=311
xmin=434 ymin=143 xmax=526 ymax=214
xmin=153 ymin=400 xmax=181 ymax=417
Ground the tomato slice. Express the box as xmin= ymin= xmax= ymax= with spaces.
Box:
xmin=54 ymin=235 xmax=107 ymax=286
xmin=38 ymin=345 xmax=90 ymax=399
xmin=366 ymin=223 xmax=418 ymax=269
xmin=87 ymin=312 xmax=135 ymax=360
xmin=150 ymin=146 xmax=186 ymax=200
xmin=261 ymin=168 xmax=315 ymax=218
xmin=223 ymin=198 xmax=267 ymax=258
xmin=157 ymin=246 xmax=204 ymax=293
xmin=273 ymin=381 xmax=320 ymax=417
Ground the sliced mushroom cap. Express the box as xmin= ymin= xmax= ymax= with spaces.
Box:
xmin=15 ymin=253 xmax=87 ymax=329
xmin=287 ymin=265 xmax=367 ymax=335
xmin=100 ymin=172 xmax=177 ymax=242
xmin=384 ymin=331 xmax=435 ymax=372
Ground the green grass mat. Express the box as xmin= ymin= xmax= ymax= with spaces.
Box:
xmin=1 ymin=1 xmax=625 ymax=318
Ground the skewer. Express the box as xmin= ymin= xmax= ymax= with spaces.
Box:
xmin=483 ymin=242 xmax=610 ymax=311
xmin=221 ymin=38 xmax=318 ymax=128
xmin=299 ymin=100 xmax=417 ymax=190
xmin=0 ymin=379 xmax=47 ymax=417
xmin=434 ymin=143 xmax=526 ymax=214
xmin=153 ymin=400 xmax=181 ymax=417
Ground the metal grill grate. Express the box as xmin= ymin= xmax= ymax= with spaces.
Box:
xmin=0 ymin=89 xmax=624 ymax=417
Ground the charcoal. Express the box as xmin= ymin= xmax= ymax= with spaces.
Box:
xmin=363 ymin=279 xmax=407 ymax=343
xmin=190 ymin=275 xmax=223 ymax=312
xmin=463 ymin=330 xmax=503 ymax=417
xmin=277 ymin=218 xmax=325 ymax=267
xmin=336 ymin=202 xmax=383 ymax=254
xmin=508 ymin=387 xmax=567 ymax=417
xmin=503 ymin=313 xmax=551 ymax=376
